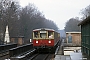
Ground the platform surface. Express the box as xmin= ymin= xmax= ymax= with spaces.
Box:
xmin=55 ymin=55 xmax=71 ymax=60
xmin=54 ymin=46 xmax=89 ymax=60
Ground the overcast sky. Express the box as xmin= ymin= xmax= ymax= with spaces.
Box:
xmin=19 ymin=0 xmax=90 ymax=30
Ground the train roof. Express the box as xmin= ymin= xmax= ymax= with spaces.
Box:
xmin=33 ymin=28 xmax=55 ymax=31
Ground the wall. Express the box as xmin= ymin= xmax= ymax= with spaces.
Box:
xmin=10 ymin=37 xmax=24 ymax=45
xmin=66 ymin=32 xmax=81 ymax=46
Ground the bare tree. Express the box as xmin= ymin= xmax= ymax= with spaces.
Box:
xmin=20 ymin=4 xmax=58 ymax=43
xmin=81 ymin=5 xmax=90 ymax=19
xmin=0 ymin=1 xmax=59 ymax=44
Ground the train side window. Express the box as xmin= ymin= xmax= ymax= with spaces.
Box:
xmin=48 ymin=31 xmax=53 ymax=38
xmin=34 ymin=31 xmax=38 ymax=38
xmin=58 ymin=33 xmax=60 ymax=37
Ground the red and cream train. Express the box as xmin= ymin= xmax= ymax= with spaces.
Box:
xmin=32 ymin=28 xmax=60 ymax=53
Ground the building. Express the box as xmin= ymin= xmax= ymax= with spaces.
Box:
xmin=10 ymin=36 xmax=24 ymax=45
xmin=66 ymin=32 xmax=81 ymax=46
xmin=78 ymin=16 xmax=90 ymax=56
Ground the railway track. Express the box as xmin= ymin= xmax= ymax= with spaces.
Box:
xmin=0 ymin=51 xmax=9 ymax=57
xmin=0 ymin=51 xmax=10 ymax=60
xmin=28 ymin=54 xmax=54 ymax=60
xmin=0 ymin=48 xmax=37 ymax=60
xmin=0 ymin=55 xmax=10 ymax=60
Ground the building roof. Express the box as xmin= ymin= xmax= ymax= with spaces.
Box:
xmin=66 ymin=32 xmax=81 ymax=34
xmin=78 ymin=16 xmax=90 ymax=26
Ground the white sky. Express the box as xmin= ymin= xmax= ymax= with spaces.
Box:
xmin=19 ymin=0 xmax=90 ymax=30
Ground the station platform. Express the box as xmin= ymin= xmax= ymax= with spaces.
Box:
xmin=54 ymin=46 xmax=90 ymax=60
xmin=55 ymin=55 xmax=71 ymax=60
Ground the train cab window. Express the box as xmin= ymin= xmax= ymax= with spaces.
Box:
xmin=48 ymin=31 xmax=53 ymax=38
xmin=40 ymin=31 xmax=47 ymax=38
xmin=58 ymin=33 xmax=60 ymax=37
xmin=34 ymin=31 xmax=38 ymax=38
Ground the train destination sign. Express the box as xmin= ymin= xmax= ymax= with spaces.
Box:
xmin=40 ymin=31 xmax=46 ymax=33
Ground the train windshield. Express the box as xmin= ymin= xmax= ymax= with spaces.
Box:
xmin=40 ymin=31 xmax=47 ymax=38
xmin=33 ymin=30 xmax=54 ymax=38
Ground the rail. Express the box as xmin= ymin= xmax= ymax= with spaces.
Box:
xmin=29 ymin=54 xmax=54 ymax=60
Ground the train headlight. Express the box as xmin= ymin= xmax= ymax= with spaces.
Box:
xmin=48 ymin=41 xmax=51 ymax=43
xmin=36 ymin=41 xmax=38 ymax=43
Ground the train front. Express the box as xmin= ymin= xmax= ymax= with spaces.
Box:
xmin=33 ymin=29 xmax=54 ymax=49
